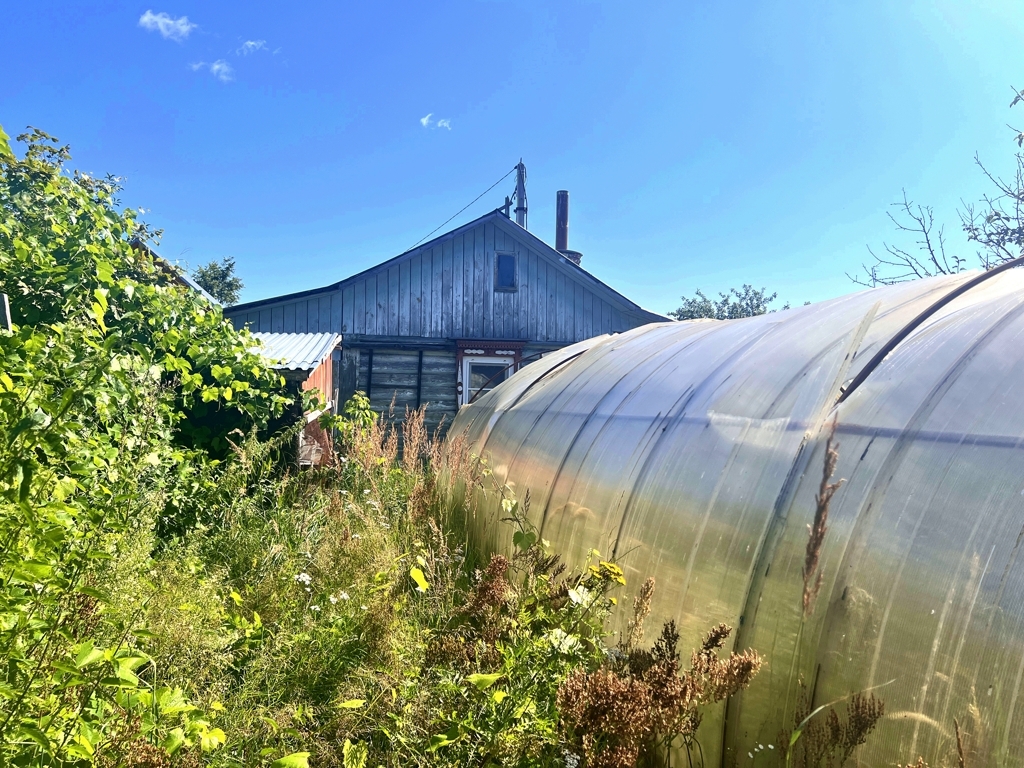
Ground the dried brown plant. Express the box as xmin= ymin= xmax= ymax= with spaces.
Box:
xmin=803 ymin=419 xmax=845 ymax=616
xmin=400 ymin=405 xmax=428 ymax=475
xmin=779 ymin=688 xmax=884 ymax=768
xmin=560 ymin=622 xmax=761 ymax=768
xmin=954 ymin=717 xmax=966 ymax=768
xmin=465 ymin=554 xmax=512 ymax=619
xmin=624 ymin=577 xmax=656 ymax=652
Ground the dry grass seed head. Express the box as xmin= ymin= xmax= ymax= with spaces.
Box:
xmin=624 ymin=577 xmax=656 ymax=652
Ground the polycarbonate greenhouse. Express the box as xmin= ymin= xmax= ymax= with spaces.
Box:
xmin=450 ymin=268 xmax=1024 ymax=767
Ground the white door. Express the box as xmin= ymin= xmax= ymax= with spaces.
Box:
xmin=460 ymin=355 xmax=514 ymax=406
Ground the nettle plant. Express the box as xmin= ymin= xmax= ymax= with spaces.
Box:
xmin=0 ymin=125 xmax=291 ymax=765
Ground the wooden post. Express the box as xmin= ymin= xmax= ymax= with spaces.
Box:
xmin=365 ymin=348 xmax=373 ymax=400
xmin=415 ymin=349 xmax=424 ymax=408
xmin=1 ymin=294 xmax=10 ymax=332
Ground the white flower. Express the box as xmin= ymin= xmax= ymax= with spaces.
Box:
xmin=329 ymin=595 xmax=338 ymax=604
xmin=360 ymin=604 xmax=368 ymax=611
xmin=368 ymin=501 xmax=380 ymax=508
xmin=293 ymin=572 xmax=312 ymax=585
xmin=545 ymin=628 xmax=581 ymax=654
xmin=310 ymin=604 xmax=321 ymax=612
xmin=339 ymin=591 xmax=350 ymax=600
xmin=563 ymin=750 xmax=581 ymax=768
xmin=341 ymin=490 xmax=349 ymax=495
xmin=567 ymin=585 xmax=595 ymax=607
xmin=351 ymin=534 xmax=362 ymax=541
xmin=362 ymin=489 xmax=370 ymax=495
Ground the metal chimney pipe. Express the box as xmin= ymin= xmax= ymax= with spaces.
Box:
xmin=556 ymin=190 xmax=569 ymax=252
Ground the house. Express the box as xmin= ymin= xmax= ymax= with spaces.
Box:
xmin=224 ymin=182 xmax=667 ymax=435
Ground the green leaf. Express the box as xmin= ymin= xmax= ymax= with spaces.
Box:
xmin=338 ymin=699 xmax=365 ymax=709
xmin=426 ymin=734 xmax=454 ymax=752
xmin=200 ymin=727 xmax=226 ymax=751
xmin=162 ymin=729 xmax=186 ymax=756
xmin=0 ymin=124 xmax=12 ymax=159
xmin=467 ymin=672 xmax=502 ymax=691
xmin=491 ymin=689 xmax=509 ymax=704
xmin=409 ymin=567 xmax=430 ymax=592
xmin=512 ymin=529 xmax=537 ymax=551
xmin=12 ymin=559 xmax=50 ymax=582
xmin=342 ymin=739 xmax=368 ymax=768
xmin=75 ymin=642 xmax=105 ymax=669
xmin=271 ymin=753 xmax=311 ymax=768
xmin=18 ymin=725 xmax=50 ymax=751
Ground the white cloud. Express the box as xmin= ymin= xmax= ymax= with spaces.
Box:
xmin=420 ymin=113 xmax=451 ymax=130
xmin=190 ymin=60 xmax=233 ymax=82
xmin=139 ymin=10 xmax=197 ymax=42
xmin=237 ymin=40 xmax=266 ymax=55
xmin=210 ymin=60 xmax=234 ymax=82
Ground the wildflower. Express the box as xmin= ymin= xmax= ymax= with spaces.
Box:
xmin=351 ymin=534 xmax=362 ymax=541
xmin=567 ymin=585 xmax=595 ymax=607
xmin=329 ymin=595 xmax=338 ymax=604
xmin=360 ymin=605 xmax=367 ymax=611
xmin=362 ymin=489 xmax=370 ymax=495
xmin=294 ymin=572 xmax=312 ymax=586
xmin=339 ymin=591 xmax=350 ymax=600
xmin=340 ymin=490 xmax=349 ymax=495
xmin=563 ymin=751 xmax=581 ymax=768
xmin=310 ymin=605 xmax=321 ymax=612
xmin=545 ymin=628 xmax=582 ymax=654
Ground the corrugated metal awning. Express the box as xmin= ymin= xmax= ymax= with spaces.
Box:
xmin=251 ymin=332 xmax=342 ymax=371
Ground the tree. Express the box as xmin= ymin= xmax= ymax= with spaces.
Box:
xmin=850 ymin=85 xmax=1024 ymax=287
xmin=669 ymin=284 xmax=788 ymax=321
xmin=193 ymin=256 xmax=244 ymax=304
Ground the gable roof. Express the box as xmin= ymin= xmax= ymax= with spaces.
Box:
xmin=227 ymin=209 xmax=667 ymax=322
xmin=130 ymin=239 xmax=221 ymax=305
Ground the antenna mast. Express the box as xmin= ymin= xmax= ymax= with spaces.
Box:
xmin=514 ymin=160 xmax=528 ymax=229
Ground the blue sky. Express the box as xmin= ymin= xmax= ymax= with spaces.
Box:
xmin=4 ymin=1 xmax=1024 ymax=313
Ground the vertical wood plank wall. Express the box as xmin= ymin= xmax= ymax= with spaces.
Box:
xmin=356 ymin=349 xmax=457 ymax=434
xmin=230 ymin=220 xmax=644 ymax=342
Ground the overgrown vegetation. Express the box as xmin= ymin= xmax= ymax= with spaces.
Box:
xmin=0 ymin=124 xmax=766 ymax=767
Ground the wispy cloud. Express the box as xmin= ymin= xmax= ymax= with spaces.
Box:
xmin=210 ymin=60 xmax=234 ymax=81
xmin=139 ymin=10 xmax=197 ymax=42
xmin=420 ymin=113 xmax=452 ymax=130
xmin=237 ymin=39 xmax=266 ymax=55
xmin=190 ymin=60 xmax=234 ymax=82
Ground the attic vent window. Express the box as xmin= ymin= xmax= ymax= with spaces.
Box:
xmin=495 ymin=252 xmax=517 ymax=292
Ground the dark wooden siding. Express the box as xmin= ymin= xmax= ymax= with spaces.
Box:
xmin=230 ymin=218 xmax=645 ymax=343
xmin=357 ymin=349 xmax=457 ymax=434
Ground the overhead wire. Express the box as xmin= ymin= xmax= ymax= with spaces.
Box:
xmin=401 ymin=165 xmax=517 ymax=254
